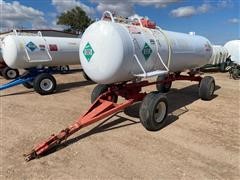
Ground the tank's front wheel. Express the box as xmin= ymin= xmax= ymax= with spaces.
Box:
xmin=91 ymin=84 xmax=118 ymax=103
xmin=33 ymin=73 xmax=56 ymax=95
xmin=139 ymin=92 xmax=168 ymax=131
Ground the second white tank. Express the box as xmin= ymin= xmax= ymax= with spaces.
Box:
xmin=2 ymin=35 xmax=81 ymax=69
xmin=208 ymin=45 xmax=229 ymax=65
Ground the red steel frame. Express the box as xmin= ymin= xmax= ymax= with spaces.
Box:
xmin=24 ymin=74 xmax=202 ymax=161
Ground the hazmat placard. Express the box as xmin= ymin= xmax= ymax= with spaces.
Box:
xmin=26 ymin=41 xmax=38 ymax=52
xmin=83 ymin=42 xmax=95 ymax=62
xmin=142 ymin=42 xmax=152 ymax=60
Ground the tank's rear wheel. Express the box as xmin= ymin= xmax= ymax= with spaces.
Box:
xmin=139 ymin=92 xmax=168 ymax=131
xmin=2 ymin=67 xmax=19 ymax=80
xmin=156 ymin=75 xmax=172 ymax=93
xmin=33 ymin=73 xmax=56 ymax=95
xmin=59 ymin=65 xmax=70 ymax=74
xmin=91 ymin=84 xmax=118 ymax=103
xmin=199 ymin=76 xmax=215 ymax=100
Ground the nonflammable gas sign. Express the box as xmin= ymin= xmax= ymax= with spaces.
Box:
xmin=142 ymin=42 xmax=152 ymax=61
xmin=83 ymin=42 xmax=95 ymax=62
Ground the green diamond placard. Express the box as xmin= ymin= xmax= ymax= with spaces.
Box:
xmin=142 ymin=42 xmax=152 ymax=61
xmin=83 ymin=42 xmax=95 ymax=62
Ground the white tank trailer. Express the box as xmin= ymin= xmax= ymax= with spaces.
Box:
xmin=209 ymin=45 xmax=229 ymax=65
xmin=1 ymin=34 xmax=84 ymax=95
xmin=2 ymin=35 xmax=80 ymax=69
xmin=203 ymin=45 xmax=229 ymax=72
xmin=23 ymin=13 xmax=217 ymax=159
xmin=80 ymin=15 xmax=213 ymax=84
xmin=224 ymin=40 xmax=240 ymax=65
xmin=77 ymin=12 xmax=216 ymax=134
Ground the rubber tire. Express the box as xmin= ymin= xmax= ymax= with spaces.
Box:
xmin=82 ymin=71 xmax=91 ymax=81
xmin=220 ymin=63 xmax=226 ymax=72
xmin=156 ymin=75 xmax=172 ymax=93
xmin=91 ymin=84 xmax=118 ymax=103
xmin=59 ymin=65 xmax=70 ymax=74
xmin=33 ymin=73 xmax=56 ymax=95
xmin=199 ymin=76 xmax=215 ymax=100
xmin=139 ymin=92 xmax=168 ymax=131
xmin=2 ymin=67 xmax=19 ymax=80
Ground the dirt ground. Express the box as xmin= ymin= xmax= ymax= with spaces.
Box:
xmin=0 ymin=66 xmax=239 ymax=180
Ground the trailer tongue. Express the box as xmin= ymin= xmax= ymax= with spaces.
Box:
xmin=24 ymin=98 xmax=134 ymax=161
xmin=24 ymin=81 xmax=143 ymax=161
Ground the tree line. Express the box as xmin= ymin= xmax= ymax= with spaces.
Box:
xmin=57 ymin=6 xmax=94 ymax=34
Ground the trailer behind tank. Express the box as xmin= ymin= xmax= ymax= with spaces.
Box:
xmin=201 ymin=45 xmax=230 ymax=72
xmin=0 ymin=32 xmax=89 ymax=95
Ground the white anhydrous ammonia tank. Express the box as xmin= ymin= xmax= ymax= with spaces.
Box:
xmin=224 ymin=40 xmax=240 ymax=65
xmin=209 ymin=45 xmax=228 ymax=65
xmin=2 ymin=35 xmax=80 ymax=69
xmin=80 ymin=20 xmax=213 ymax=84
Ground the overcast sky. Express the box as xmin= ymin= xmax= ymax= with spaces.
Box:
xmin=0 ymin=0 xmax=239 ymax=45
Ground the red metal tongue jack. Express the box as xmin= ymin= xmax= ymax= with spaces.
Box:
xmin=24 ymin=74 xmax=207 ymax=161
